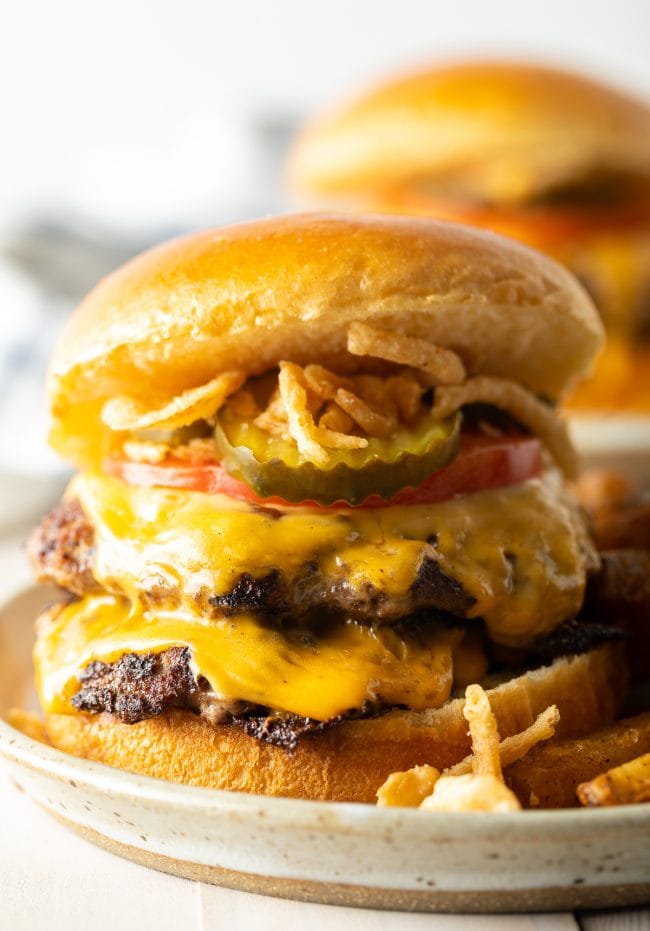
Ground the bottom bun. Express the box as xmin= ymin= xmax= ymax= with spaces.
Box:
xmin=41 ymin=644 xmax=626 ymax=803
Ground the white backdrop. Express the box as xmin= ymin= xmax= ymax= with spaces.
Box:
xmin=2 ymin=0 xmax=649 ymax=231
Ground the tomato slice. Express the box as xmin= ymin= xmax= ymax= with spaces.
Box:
xmin=365 ymin=434 xmax=542 ymax=506
xmin=105 ymin=433 xmax=542 ymax=508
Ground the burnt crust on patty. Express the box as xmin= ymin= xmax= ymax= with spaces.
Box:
xmin=410 ymin=557 xmax=476 ymax=615
xmin=69 ymin=646 xmax=386 ymax=747
xmin=28 ymin=500 xmax=100 ymax=597
xmin=208 ymin=569 xmax=287 ymax=614
xmin=230 ymin=702 xmax=388 ymax=751
xmin=71 ymin=647 xmax=198 ymax=724
xmin=584 ymin=549 xmax=650 ymax=614
xmin=31 ymin=500 xmax=476 ymax=622
xmin=527 ymin=617 xmax=625 ymax=666
xmin=67 ymin=612 xmax=626 ymax=746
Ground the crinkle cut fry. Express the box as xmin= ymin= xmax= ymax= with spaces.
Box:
xmin=578 ymin=752 xmax=650 ymax=806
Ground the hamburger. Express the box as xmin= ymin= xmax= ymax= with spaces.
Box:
xmin=27 ymin=213 xmax=627 ymax=803
xmin=288 ymin=62 xmax=650 ymax=417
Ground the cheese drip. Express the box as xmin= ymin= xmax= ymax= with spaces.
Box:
xmin=69 ymin=470 xmax=595 ymax=647
xmin=34 ymin=596 xmax=461 ymax=720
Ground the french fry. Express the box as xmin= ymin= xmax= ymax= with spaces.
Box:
xmin=348 ymin=321 xmax=466 ymax=386
xmin=420 ymin=684 xmax=522 ymax=811
xmin=578 ymin=753 xmax=650 ymax=807
xmin=433 ymin=376 xmax=577 ymax=478
xmin=377 ymin=683 xmax=553 ymax=812
xmin=102 ymin=371 xmax=245 ymax=432
xmin=504 ymin=712 xmax=650 ymax=809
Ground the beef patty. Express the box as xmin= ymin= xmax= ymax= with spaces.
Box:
xmin=72 ymin=647 xmax=197 ymax=723
xmin=70 ymin=646 xmax=384 ymax=749
xmin=68 ymin=613 xmax=624 ymax=748
xmin=29 ymin=500 xmax=476 ymax=622
xmin=29 ymin=500 xmax=100 ymax=597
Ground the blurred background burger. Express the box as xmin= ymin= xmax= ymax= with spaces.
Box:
xmin=288 ymin=61 xmax=650 ymax=468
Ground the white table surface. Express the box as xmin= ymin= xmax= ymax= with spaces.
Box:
xmin=0 ymin=519 xmax=647 ymax=931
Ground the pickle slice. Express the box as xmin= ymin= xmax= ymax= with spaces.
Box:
xmin=214 ymin=407 xmax=461 ymax=505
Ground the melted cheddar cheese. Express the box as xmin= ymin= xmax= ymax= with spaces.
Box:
xmin=35 ymin=595 xmax=461 ymax=719
xmin=69 ymin=470 xmax=596 ymax=648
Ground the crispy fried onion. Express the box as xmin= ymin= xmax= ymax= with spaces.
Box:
xmin=347 ymin=321 xmax=466 ymax=386
xmin=258 ymin=361 xmax=429 ymax=461
xmin=446 ymin=704 xmax=560 ymax=778
xmin=433 ymin=376 xmax=577 ymax=478
xmin=377 ymin=687 xmax=559 ymax=811
xmin=277 ymin=362 xmax=368 ymax=464
xmin=462 ymin=682 xmax=504 ymax=779
xmin=102 ymin=371 xmax=246 ymax=432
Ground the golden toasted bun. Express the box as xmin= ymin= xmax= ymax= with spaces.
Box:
xmin=48 ymin=213 xmax=602 ymax=466
xmin=289 ymin=61 xmax=650 ymax=204
xmin=40 ymin=644 xmax=625 ymax=803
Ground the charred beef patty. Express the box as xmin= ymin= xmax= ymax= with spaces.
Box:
xmin=29 ymin=500 xmax=100 ymax=597
xmin=71 ymin=647 xmax=197 ymax=723
xmin=36 ymin=501 xmax=639 ymax=748
xmin=70 ymin=646 xmax=385 ymax=749
xmin=527 ymin=617 xmax=625 ymax=666
xmin=68 ymin=618 xmax=624 ymax=748
xmin=584 ymin=549 xmax=650 ymax=614
xmin=29 ymin=500 xmax=475 ymax=621
xmin=234 ymin=703 xmax=386 ymax=751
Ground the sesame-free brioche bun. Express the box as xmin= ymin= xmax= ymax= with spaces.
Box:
xmin=48 ymin=213 xmax=602 ymax=466
xmin=289 ymin=62 xmax=650 ymax=205
xmin=38 ymin=645 xmax=625 ymax=805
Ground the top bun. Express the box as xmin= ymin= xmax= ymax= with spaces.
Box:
xmin=48 ymin=212 xmax=602 ymax=465
xmin=289 ymin=61 xmax=650 ymax=204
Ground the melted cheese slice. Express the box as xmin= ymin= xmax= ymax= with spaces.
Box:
xmin=35 ymin=595 xmax=461 ymax=720
xmin=69 ymin=470 xmax=595 ymax=647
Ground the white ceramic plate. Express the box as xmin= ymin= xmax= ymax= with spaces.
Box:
xmin=1 ymin=585 xmax=649 ymax=913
